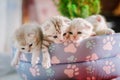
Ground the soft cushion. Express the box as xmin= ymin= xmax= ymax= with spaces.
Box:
xmin=13 ymin=33 xmax=120 ymax=80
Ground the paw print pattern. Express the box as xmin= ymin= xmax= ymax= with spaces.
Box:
xmin=86 ymin=40 xmax=95 ymax=49
xmin=51 ymin=56 xmax=60 ymax=64
xmin=103 ymin=61 xmax=115 ymax=74
xmin=86 ymin=53 xmax=98 ymax=62
xmin=86 ymin=66 xmax=95 ymax=74
xmin=29 ymin=65 xmax=40 ymax=77
xmin=103 ymin=36 xmax=115 ymax=51
xmin=67 ymin=55 xmax=77 ymax=62
xmin=64 ymin=64 xmax=79 ymax=78
xmin=64 ymin=42 xmax=78 ymax=54
xmin=86 ymin=76 xmax=96 ymax=80
xmin=45 ymin=68 xmax=55 ymax=77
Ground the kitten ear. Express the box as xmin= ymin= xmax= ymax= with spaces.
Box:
xmin=85 ymin=24 xmax=93 ymax=30
xmin=96 ymin=15 xmax=102 ymax=22
xmin=43 ymin=23 xmax=51 ymax=31
xmin=63 ymin=17 xmax=71 ymax=24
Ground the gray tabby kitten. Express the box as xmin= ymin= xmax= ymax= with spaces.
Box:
xmin=41 ymin=15 xmax=71 ymax=43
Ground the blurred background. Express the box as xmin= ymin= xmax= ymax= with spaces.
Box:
xmin=0 ymin=0 xmax=120 ymax=80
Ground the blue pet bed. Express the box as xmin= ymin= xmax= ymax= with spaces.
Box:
xmin=13 ymin=33 xmax=120 ymax=80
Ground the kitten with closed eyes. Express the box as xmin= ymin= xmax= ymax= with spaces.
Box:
xmin=66 ymin=18 xmax=94 ymax=43
xmin=85 ymin=15 xmax=115 ymax=35
xmin=41 ymin=16 xmax=71 ymax=43
xmin=11 ymin=23 xmax=51 ymax=69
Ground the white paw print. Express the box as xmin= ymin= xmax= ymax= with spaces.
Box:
xmin=86 ymin=66 xmax=95 ymax=74
xmin=67 ymin=55 xmax=77 ymax=62
xmin=86 ymin=40 xmax=95 ymax=49
xmin=103 ymin=36 xmax=115 ymax=50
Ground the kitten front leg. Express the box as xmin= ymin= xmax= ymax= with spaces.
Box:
xmin=31 ymin=50 xmax=40 ymax=66
xmin=96 ymin=28 xmax=115 ymax=35
xmin=42 ymin=46 xmax=51 ymax=69
xmin=11 ymin=49 xmax=21 ymax=66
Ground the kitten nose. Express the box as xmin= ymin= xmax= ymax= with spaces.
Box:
xmin=59 ymin=39 xmax=63 ymax=42
xmin=28 ymin=49 xmax=30 ymax=52
xmin=73 ymin=36 xmax=78 ymax=40
xmin=73 ymin=36 xmax=76 ymax=39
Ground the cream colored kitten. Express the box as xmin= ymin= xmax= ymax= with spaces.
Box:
xmin=11 ymin=23 xmax=51 ymax=69
xmin=85 ymin=14 xmax=115 ymax=35
xmin=41 ymin=16 xmax=71 ymax=43
xmin=67 ymin=18 xmax=94 ymax=43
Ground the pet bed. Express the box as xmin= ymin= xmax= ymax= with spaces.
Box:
xmin=13 ymin=33 xmax=120 ymax=80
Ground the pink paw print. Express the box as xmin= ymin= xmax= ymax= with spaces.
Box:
xmin=103 ymin=61 xmax=115 ymax=74
xmin=86 ymin=53 xmax=98 ymax=61
xmin=86 ymin=76 xmax=96 ymax=80
xmin=51 ymin=56 xmax=60 ymax=64
xmin=29 ymin=65 xmax=40 ymax=77
xmin=64 ymin=64 xmax=79 ymax=78
xmin=103 ymin=36 xmax=115 ymax=50
xmin=64 ymin=42 xmax=78 ymax=53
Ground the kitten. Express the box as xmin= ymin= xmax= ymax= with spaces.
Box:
xmin=41 ymin=15 xmax=71 ymax=43
xmin=85 ymin=14 xmax=115 ymax=35
xmin=66 ymin=18 xmax=94 ymax=43
xmin=11 ymin=23 xmax=51 ymax=69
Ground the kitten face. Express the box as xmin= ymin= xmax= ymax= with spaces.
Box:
xmin=41 ymin=16 xmax=70 ymax=43
xmin=67 ymin=18 xmax=93 ymax=42
xmin=14 ymin=23 xmax=43 ymax=53
xmin=85 ymin=15 xmax=107 ymax=31
xmin=16 ymin=34 xmax=36 ymax=53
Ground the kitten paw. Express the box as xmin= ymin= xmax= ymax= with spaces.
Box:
xmin=105 ymin=29 xmax=115 ymax=35
xmin=11 ymin=59 xmax=19 ymax=66
xmin=31 ymin=57 xmax=39 ymax=67
xmin=96 ymin=29 xmax=115 ymax=35
xmin=42 ymin=59 xmax=51 ymax=69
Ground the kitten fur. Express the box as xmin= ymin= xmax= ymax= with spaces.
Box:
xmin=41 ymin=15 xmax=71 ymax=43
xmin=85 ymin=14 xmax=115 ymax=35
xmin=11 ymin=23 xmax=51 ymax=69
xmin=67 ymin=18 xmax=94 ymax=43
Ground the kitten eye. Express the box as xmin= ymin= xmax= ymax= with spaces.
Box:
xmin=63 ymin=33 xmax=66 ymax=36
xmin=29 ymin=43 xmax=33 ymax=47
xmin=21 ymin=48 xmax=25 ymax=50
xmin=69 ymin=32 xmax=73 ymax=35
xmin=77 ymin=32 xmax=82 ymax=34
xmin=53 ymin=35 xmax=57 ymax=38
